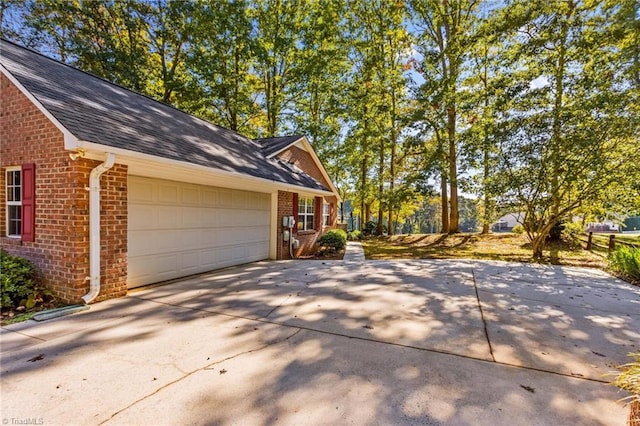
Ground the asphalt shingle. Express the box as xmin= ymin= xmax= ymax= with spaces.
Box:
xmin=0 ymin=39 xmax=329 ymax=192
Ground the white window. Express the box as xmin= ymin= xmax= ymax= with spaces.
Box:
xmin=6 ymin=167 xmax=21 ymax=237
xmin=323 ymin=202 xmax=331 ymax=226
xmin=297 ymin=197 xmax=315 ymax=231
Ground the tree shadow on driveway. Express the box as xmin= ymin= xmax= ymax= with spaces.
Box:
xmin=1 ymin=259 xmax=638 ymax=425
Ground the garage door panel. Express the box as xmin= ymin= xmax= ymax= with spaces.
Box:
xmin=158 ymin=183 xmax=179 ymax=203
xmin=182 ymin=186 xmax=200 ymax=204
xmin=201 ymin=189 xmax=218 ymax=206
xmin=128 ymin=253 xmax=178 ymax=283
xmin=180 ymin=251 xmax=201 ymax=271
xmin=232 ymin=192 xmax=246 ymax=209
xmin=219 ymin=190 xmax=233 ymax=207
xmin=181 ymin=207 xmax=202 ymax=228
xmin=129 ymin=205 xmax=156 ymax=230
xmin=157 ymin=206 xmax=180 ymax=228
xmin=128 ymin=177 xmax=270 ymax=288
xmin=129 ymin=181 xmax=154 ymax=202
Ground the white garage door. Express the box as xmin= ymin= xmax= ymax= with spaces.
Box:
xmin=128 ymin=176 xmax=270 ymax=288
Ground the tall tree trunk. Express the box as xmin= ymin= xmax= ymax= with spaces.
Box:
xmin=377 ymin=137 xmax=385 ymax=235
xmin=481 ymin=38 xmax=491 ymax=234
xmin=230 ymin=45 xmax=240 ymax=131
xmin=441 ymin=168 xmax=449 ymax=233
xmin=549 ymin=3 xmax=573 ymax=240
xmin=360 ymin=156 xmax=366 ymax=231
xmin=448 ymin=105 xmax=459 ymax=233
xmin=481 ymin=152 xmax=490 ymax=234
xmin=388 ymin=92 xmax=397 ymax=236
xmin=360 ymin=106 xmax=369 ymax=231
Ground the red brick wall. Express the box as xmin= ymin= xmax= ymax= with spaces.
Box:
xmin=276 ymin=190 xmax=294 ymax=260
xmin=0 ymin=74 xmax=127 ymax=303
xmin=277 ymin=146 xmax=331 ymax=189
xmin=276 ymin=190 xmax=338 ymax=260
xmin=95 ymin=163 xmax=127 ymax=302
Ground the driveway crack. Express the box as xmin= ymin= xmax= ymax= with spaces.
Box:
xmin=472 ymin=269 xmax=496 ymax=362
xmin=99 ymin=327 xmax=302 ymax=425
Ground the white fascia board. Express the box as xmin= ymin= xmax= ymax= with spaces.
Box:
xmin=0 ymin=64 xmax=80 ymax=150
xmin=78 ymin=140 xmax=336 ymax=197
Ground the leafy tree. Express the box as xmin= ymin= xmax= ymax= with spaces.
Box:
xmin=185 ymin=0 xmax=262 ymax=134
xmin=493 ymin=0 xmax=640 ymax=259
xmin=288 ymin=0 xmax=350 ymax=182
xmin=250 ymin=0 xmax=305 ymax=137
xmin=347 ymin=0 xmax=411 ymax=235
xmin=410 ymin=0 xmax=480 ymax=234
xmin=144 ymin=0 xmax=194 ymax=104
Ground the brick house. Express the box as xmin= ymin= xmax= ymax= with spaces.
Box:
xmin=0 ymin=39 xmax=340 ymax=304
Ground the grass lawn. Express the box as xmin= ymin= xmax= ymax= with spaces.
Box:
xmin=361 ymin=232 xmax=607 ymax=268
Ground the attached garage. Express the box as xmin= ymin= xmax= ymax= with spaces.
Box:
xmin=127 ymin=176 xmax=270 ymax=288
xmin=2 ymin=39 xmax=341 ymax=303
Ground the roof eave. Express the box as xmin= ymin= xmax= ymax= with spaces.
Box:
xmin=78 ymin=140 xmax=336 ymax=197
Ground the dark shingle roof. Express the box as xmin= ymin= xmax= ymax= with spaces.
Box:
xmin=256 ymin=135 xmax=304 ymax=157
xmin=0 ymin=39 xmax=329 ymax=192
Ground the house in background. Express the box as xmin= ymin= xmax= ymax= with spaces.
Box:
xmin=0 ymin=39 xmax=340 ymax=304
xmin=492 ymin=212 xmax=525 ymax=232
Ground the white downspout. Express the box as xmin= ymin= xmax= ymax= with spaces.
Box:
xmin=82 ymin=153 xmax=116 ymax=304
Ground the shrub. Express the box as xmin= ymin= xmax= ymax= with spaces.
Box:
xmin=363 ymin=220 xmax=387 ymax=236
xmin=608 ymin=246 xmax=640 ymax=282
xmin=317 ymin=229 xmax=347 ymax=252
xmin=612 ymin=352 xmax=640 ymax=418
xmin=347 ymin=230 xmax=362 ymax=241
xmin=512 ymin=224 xmax=525 ymax=234
xmin=0 ymin=250 xmax=48 ymax=310
xmin=561 ymin=221 xmax=584 ymax=247
xmin=363 ymin=221 xmax=376 ymax=236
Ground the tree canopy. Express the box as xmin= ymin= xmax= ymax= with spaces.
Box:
xmin=2 ymin=0 xmax=638 ymax=257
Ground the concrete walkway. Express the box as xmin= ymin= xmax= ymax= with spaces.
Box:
xmin=2 ymin=259 xmax=639 ymax=425
xmin=343 ymin=240 xmax=365 ymax=262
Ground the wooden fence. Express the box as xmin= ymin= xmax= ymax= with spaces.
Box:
xmin=580 ymin=232 xmax=639 ymax=253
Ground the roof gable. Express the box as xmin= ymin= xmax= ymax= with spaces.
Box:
xmin=256 ymin=135 xmax=305 ymax=158
xmin=0 ymin=39 xmax=332 ymax=193
xmin=261 ymin=136 xmax=340 ymax=198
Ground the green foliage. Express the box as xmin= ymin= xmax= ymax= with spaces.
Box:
xmin=0 ymin=250 xmax=49 ymax=310
xmin=612 ymin=352 xmax=640 ymax=405
xmin=363 ymin=220 xmax=388 ymax=236
xmin=317 ymin=229 xmax=347 ymax=252
xmin=2 ymin=0 xmax=638 ymax=252
xmin=561 ymin=222 xmax=584 ymax=247
xmin=608 ymin=246 xmax=640 ymax=282
xmin=512 ymin=224 xmax=525 ymax=235
xmin=347 ymin=230 xmax=362 ymax=241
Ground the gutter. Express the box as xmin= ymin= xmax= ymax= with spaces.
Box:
xmin=82 ymin=153 xmax=116 ymax=304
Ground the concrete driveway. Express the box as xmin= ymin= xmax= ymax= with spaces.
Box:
xmin=2 ymin=257 xmax=639 ymax=425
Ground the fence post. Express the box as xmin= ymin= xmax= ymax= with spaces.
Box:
xmin=587 ymin=232 xmax=592 ymax=250
xmin=608 ymin=234 xmax=615 ymax=252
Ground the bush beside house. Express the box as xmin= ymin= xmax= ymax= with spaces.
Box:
xmin=317 ymin=229 xmax=347 ymax=253
xmin=0 ymin=250 xmax=51 ymax=311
